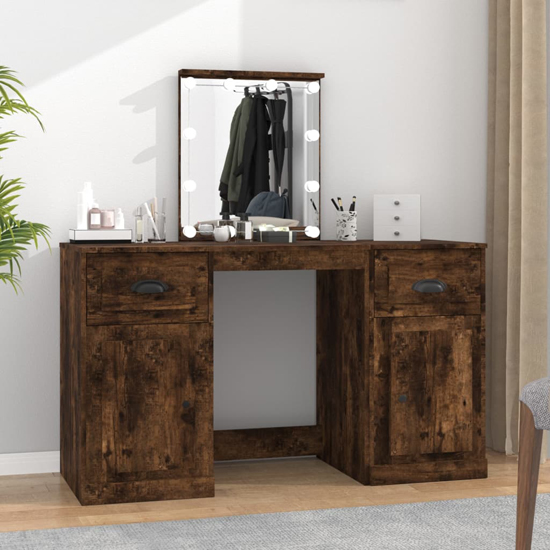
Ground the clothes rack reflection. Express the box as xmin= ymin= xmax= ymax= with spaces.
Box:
xmin=219 ymin=82 xmax=294 ymax=216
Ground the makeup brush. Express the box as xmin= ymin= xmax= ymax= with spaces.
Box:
xmin=310 ymin=198 xmax=318 ymax=213
xmin=337 ymin=197 xmax=344 ymax=212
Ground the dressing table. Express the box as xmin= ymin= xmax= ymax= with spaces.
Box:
xmin=60 ymin=69 xmax=486 ymax=505
xmin=60 ymin=239 xmax=486 ymax=505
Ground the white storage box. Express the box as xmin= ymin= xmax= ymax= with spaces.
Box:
xmin=373 ymin=194 xmax=420 ymax=241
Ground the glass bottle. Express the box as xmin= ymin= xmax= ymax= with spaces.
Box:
xmin=134 ymin=207 xmax=144 ymax=243
xmin=88 ymin=202 xmax=101 ymax=230
xmin=219 ymin=212 xmax=236 ymax=241
xmin=236 ymin=213 xmax=253 ymax=242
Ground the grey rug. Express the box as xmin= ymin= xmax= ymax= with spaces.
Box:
xmin=1 ymin=494 xmax=549 ymax=549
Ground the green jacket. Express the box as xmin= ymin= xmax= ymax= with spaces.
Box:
xmin=220 ymin=96 xmax=253 ymax=204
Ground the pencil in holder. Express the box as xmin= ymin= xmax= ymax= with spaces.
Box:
xmin=336 ymin=211 xmax=357 ymax=241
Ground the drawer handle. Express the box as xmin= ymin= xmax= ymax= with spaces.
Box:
xmin=131 ymin=280 xmax=169 ymax=294
xmin=394 ymin=216 xmax=400 ymax=221
xmin=412 ymin=279 xmax=448 ymax=293
xmin=394 ymin=231 xmax=400 ymax=236
xmin=394 ymin=200 xmax=400 ymax=205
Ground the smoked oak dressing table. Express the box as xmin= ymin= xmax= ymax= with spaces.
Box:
xmin=60 ymin=239 xmax=487 ymax=505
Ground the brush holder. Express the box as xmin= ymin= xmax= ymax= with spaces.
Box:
xmin=336 ymin=211 xmax=357 ymax=241
xmin=148 ymin=212 xmax=166 ymax=242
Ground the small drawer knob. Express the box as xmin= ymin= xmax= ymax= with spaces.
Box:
xmin=394 ymin=216 xmax=400 ymax=221
xmin=398 ymin=395 xmax=408 ymax=403
xmin=394 ymin=200 xmax=400 ymax=205
xmin=394 ymin=231 xmax=400 ymax=236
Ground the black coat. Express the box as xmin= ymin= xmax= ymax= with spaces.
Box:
xmin=236 ymin=94 xmax=271 ymax=213
xmin=267 ymin=99 xmax=286 ymax=193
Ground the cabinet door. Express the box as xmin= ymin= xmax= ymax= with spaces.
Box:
xmin=373 ymin=316 xmax=482 ymax=461
xmin=83 ymin=323 xmax=213 ymax=504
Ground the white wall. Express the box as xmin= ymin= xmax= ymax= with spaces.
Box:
xmin=0 ymin=0 xmax=488 ymax=453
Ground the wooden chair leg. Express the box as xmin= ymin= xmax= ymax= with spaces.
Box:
xmin=516 ymin=402 xmax=544 ymax=550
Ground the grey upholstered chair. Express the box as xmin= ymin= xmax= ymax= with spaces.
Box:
xmin=516 ymin=378 xmax=550 ymax=549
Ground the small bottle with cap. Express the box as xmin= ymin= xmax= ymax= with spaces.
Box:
xmin=236 ymin=213 xmax=253 ymax=242
xmin=219 ymin=212 xmax=236 ymax=241
xmin=134 ymin=207 xmax=144 ymax=243
xmin=88 ymin=202 xmax=101 ymax=229
xmin=115 ymin=208 xmax=125 ymax=229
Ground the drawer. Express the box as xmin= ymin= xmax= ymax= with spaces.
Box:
xmin=87 ymin=253 xmax=209 ymax=325
xmin=373 ymin=225 xmax=420 ymax=242
xmin=373 ymin=209 xmax=420 ymax=227
xmin=374 ymin=249 xmax=482 ymax=317
xmin=373 ymin=194 xmax=420 ymax=211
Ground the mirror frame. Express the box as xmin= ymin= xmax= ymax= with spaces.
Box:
xmin=178 ymin=69 xmax=325 ymax=241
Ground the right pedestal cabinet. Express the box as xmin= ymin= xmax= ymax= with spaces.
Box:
xmin=368 ymin=247 xmax=486 ymax=484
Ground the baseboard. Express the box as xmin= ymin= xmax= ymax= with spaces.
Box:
xmin=0 ymin=451 xmax=60 ymax=476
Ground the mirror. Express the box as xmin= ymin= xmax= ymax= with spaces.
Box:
xmin=178 ymin=70 xmax=324 ymax=240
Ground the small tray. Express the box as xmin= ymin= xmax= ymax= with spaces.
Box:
xmin=253 ymin=230 xmax=297 ymax=243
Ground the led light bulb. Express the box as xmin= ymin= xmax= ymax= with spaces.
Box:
xmin=305 ymin=225 xmax=320 ymax=239
xmin=223 ymin=78 xmax=235 ymax=91
xmin=183 ymin=77 xmax=196 ymax=90
xmin=304 ymin=180 xmax=320 ymax=193
xmin=305 ymin=129 xmax=320 ymax=142
xmin=182 ymin=180 xmax=197 ymax=192
xmin=265 ymin=79 xmax=278 ymax=92
xmin=183 ymin=225 xmax=197 ymax=239
xmin=306 ymin=81 xmax=320 ymax=95
xmin=183 ymin=127 xmax=197 ymax=140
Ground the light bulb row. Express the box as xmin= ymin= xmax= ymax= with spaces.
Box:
xmin=183 ymin=77 xmax=320 ymax=95
xmin=183 ymin=223 xmax=319 ymax=239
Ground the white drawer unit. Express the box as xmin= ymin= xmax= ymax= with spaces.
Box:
xmin=373 ymin=194 xmax=421 ymax=241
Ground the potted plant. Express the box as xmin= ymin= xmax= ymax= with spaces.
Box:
xmin=0 ymin=66 xmax=50 ymax=293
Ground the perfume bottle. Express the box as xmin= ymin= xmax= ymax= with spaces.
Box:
xmin=88 ymin=202 xmax=101 ymax=229
xmin=134 ymin=207 xmax=144 ymax=243
xmin=236 ymin=213 xmax=253 ymax=242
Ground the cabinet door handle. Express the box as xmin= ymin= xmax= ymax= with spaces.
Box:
xmin=131 ymin=280 xmax=169 ymax=294
xmin=412 ymin=279 xmax=447 ymax=293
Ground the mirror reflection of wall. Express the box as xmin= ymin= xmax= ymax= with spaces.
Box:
xmin=179 ymin=71 xmax=323 ymax=239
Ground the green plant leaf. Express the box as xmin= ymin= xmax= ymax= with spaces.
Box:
xmin=0 ymin=66 xmax=50 ymax=294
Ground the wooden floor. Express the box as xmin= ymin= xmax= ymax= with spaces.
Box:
xmin=0 ymin=450 xmax=549 ymax=533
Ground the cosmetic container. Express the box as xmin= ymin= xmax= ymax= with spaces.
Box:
xmin=336 ymin=211 xmax=357 ymax=241
xmin=82 ymin=182 xmax=94 ymax=210
xmin=218 ymin=213 xmax=236 ymax=241
xmin=88 ymin=203 xmax=101 ymax=230
xmin=77 ymin=191 xmax=88 ymax=230
xmin=236 ymin=213 xmax=253 ymax=242
xmin=115 ymin=208 xmax=125 ymax=229
xmin=134 ymin=207 xmax=144 ymax=243
xmin=149 ymin=212 xmax=166 ymax=242
xmin=101 ymin=209 xmax=115 ymax=229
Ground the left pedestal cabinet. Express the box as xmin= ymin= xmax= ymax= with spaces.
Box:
xmin=61 ymin=246 xmax=214 ymax=505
